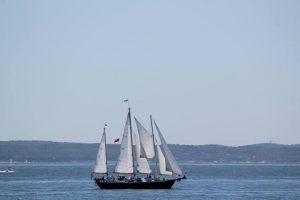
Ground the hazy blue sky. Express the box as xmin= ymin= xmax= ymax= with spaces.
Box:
xmin=1 ymin=0 xmax=299 ymax=145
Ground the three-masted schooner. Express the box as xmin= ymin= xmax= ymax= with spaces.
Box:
xmin=92 ymin=107 xmax=186 ymax=189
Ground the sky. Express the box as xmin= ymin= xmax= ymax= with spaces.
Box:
xmin=0 ymin=0 xmax=299 ymax=146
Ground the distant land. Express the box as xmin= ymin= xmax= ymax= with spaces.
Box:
xmin=0 ymin=141 xmax=299 ymax=163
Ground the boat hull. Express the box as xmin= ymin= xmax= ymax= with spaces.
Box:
xmin=95 ymin=179 xmax=176 ymax=189
xmin=0 ymin=170 xmax=15 ymax=173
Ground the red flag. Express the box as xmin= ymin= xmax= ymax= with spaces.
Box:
xmin=114 ymin=138 xmax=120 ymax=143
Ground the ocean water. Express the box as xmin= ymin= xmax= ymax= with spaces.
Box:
xmin=0 ymin=163 xmax=299 ymax=200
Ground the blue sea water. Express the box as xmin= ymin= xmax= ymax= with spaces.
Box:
xmin=0 ymin=163 xmax=299 ymax=200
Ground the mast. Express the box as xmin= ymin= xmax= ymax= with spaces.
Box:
xmin=150 ymin=115 xmax=158 ymax=177
xmin=128 ymin=107 xmax=136 ymax=176
xmin=104 ymin=124 xmax=108 ymax=176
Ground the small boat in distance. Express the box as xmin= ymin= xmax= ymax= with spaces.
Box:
xmin=92 ymin=106 xmax=186 ymax=189
xmin=0 ymin=167 xmax=15 ymax=173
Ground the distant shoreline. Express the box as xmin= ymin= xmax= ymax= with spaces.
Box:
xmin=0 ymin=140 xmax=299 ymax=163
xmin=1 ymin=139 xmax=299 ymax=146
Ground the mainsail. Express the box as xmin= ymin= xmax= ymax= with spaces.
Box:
xmin=94 ymin=131 xmax=107 ymax=174
xmin=134 ymin=118 xmax=155 ymax=159
xmin=134 ymin=133 xmax=152 ymax=174
xmin=156 ymin=143 xmax=172 ymax=175
xmin=115 ymin=114 xmax=134 ymax=173
xmin=154 ymin=121 xmax=183 ymax=175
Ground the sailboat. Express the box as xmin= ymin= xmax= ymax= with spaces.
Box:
xmin=0 ymin=167 xmax=15 ymax=173
xmin=92 ymin=107 xmax=186 ymax=189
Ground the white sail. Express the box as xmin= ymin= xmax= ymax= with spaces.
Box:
xmin=134 ymin=133 xmax=152 ymax=174
xmin=134 ymin=118 xmax=155 ymax=159
xmin=94 ymin=131 xmax=107 ymax=173
xmin=154 ymin=121 xmax=183 ymax=175
xmin=115 ymin=114 xmax=134 ymax=173
xmin=156 ymin=144 xmax=172 ymax=175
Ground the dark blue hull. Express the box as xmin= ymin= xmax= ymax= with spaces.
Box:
xmin=95 ymin=179 xmax=176 ymax=189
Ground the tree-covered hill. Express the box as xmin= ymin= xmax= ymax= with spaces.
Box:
xmin=0 ymin=141 xmax=299 ymax=163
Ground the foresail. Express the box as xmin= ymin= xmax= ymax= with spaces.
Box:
xmin=94 ymin=132 xmax=107 ymax=173
xmin=134 ymin=133 xmax=151 ymax=174
xmin=134 ymin=118 xmax=155 ymax=159
xmin=115 ymin=114 xmax=134 ymax=173
xmin=156 ymin=144 xmax=172 ymax=175
xmin=154 ymin=121 xmax=183 ymax=175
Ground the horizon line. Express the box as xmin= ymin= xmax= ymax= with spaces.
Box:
xmin=0 ymin=140 xmax=299 ymax=147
